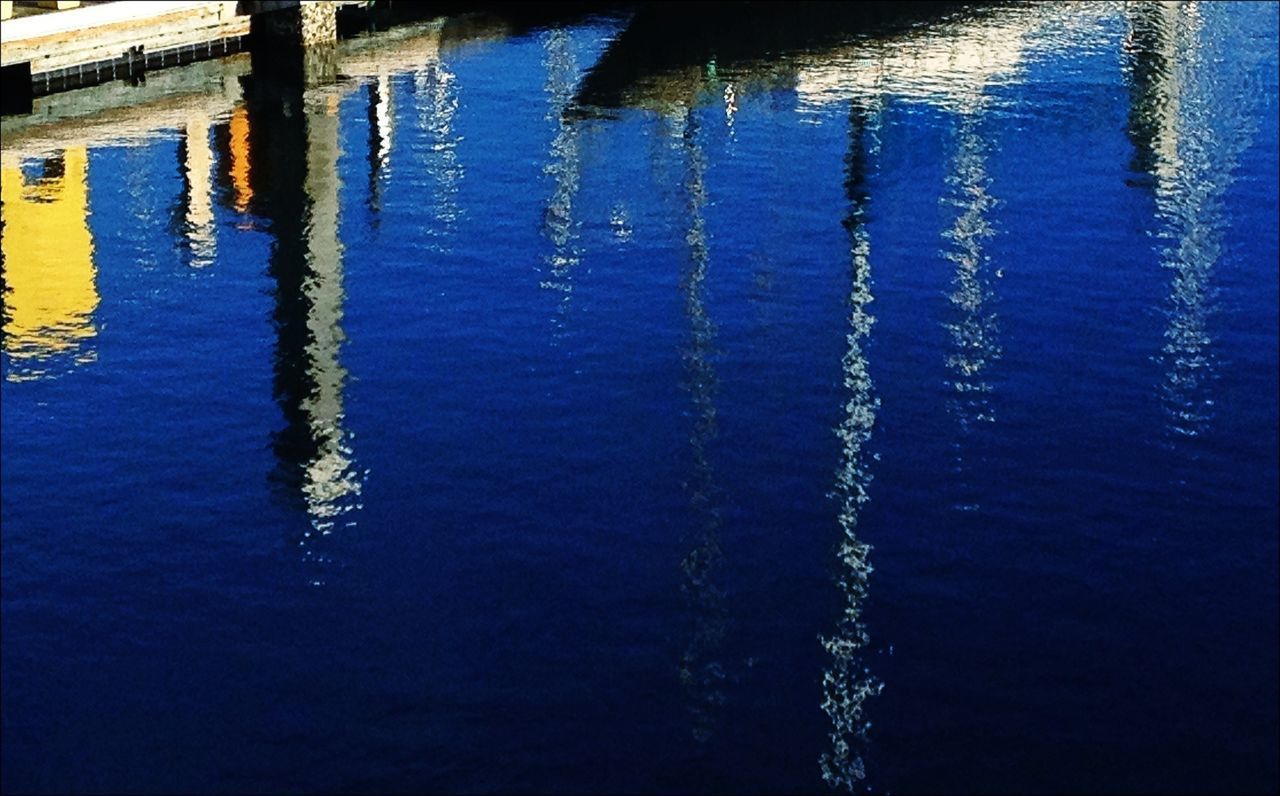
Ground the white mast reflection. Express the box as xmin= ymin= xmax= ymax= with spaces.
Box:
xmin=672 ymin=106 xmax=728 ymax=746
xmin=540 ymin=28 xmax=583 ymax=332
xmin=1124 ymin=1 xmax=1260 ymax=440
xmin=412 ymin=25 xmax=463 ymax=238
xmin=819 ymin=97 xmax=884 ymax=792
xmin=940 ymin=107 xmax=1000 ymax=504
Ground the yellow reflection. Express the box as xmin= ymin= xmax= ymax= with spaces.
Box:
xmin=1 ymin=148 xmax=99 ymax=382
xmin=228 ymin=105 xmax=254 ymax=213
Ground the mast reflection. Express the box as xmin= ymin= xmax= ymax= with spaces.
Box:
xmin=0 ymin=148 xmax=99 ymax=382
xmin=673 ymin=108 xmax=728 ymax=746
xmin=819 ymin=99 xmax=883 ymax=792
xmin=367 ymin=70 xmax=392 ymax=221
xmin=540 ymin=28 xmax=583 ymax=333
xmin=1123 ymin=1 xmax=1258 ymax=441
xmin=411 ymin=27 xmax=463 ymax=237
xmin=940 ymin=109 xmax=999 ymax=503
xmin=243 ymin=53 xmax=364 ymax=571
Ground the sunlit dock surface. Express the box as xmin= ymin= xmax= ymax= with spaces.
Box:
xmin=1 ymin=2 xmax=1277 ymax=794
xmin=0 ymin=0 xmax=378 ymax=105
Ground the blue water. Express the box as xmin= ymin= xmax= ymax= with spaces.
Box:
xmin=2 ymin=3 xmax=1277 ymax=793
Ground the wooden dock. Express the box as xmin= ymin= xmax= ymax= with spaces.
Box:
xmin=0 ymin=1 xmax=366 ymax=111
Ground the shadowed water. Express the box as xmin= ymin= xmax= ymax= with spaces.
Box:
xmin=2 ymin=2 xmax=1277 ymax=793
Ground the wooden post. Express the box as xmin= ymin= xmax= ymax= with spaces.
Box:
xmin=248 ymin=2 xmax=337 ymax=50
xmin=1 ymin=2 xmax=13 ymax=22
xmin=248 ymin=1 xmax=338 ymax=89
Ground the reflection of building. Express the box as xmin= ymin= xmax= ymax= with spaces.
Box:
xmin=0 ymin=147 xmax=98 ymax=382
xmin=819 ymin=101 xmax=882 ymax=792
xmin=1123 ymin=1 xmax=1260 ymax=440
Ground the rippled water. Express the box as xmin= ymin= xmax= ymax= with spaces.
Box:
xmin=2 ymin=2 xmax=1277 ymax=793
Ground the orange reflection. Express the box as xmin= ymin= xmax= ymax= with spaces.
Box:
xmin=228 ymin=105 xmax=253 ymax=213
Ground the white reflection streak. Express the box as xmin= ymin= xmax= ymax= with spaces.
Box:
xmin=374 ymin=71 xmax=393 ymax=171
xmin=1129 ymin=1 xmax=1259 ymax=439
xmin=941 ymin=109 xmax=1000 ymax=496
xmin=820 ymin=98 xmax=884 ymax=792
xmin=368 ymin=70 xmax=393 ymax=214
xmin=540 ymin=29 xmax=582 ymax=327
xmin=413 ymin=33 xmax=462 ymax=234
xmin=673 ymin=106 xmax=727 ymax=745
xmin=723 ymin=83 xmax=737 ymax=137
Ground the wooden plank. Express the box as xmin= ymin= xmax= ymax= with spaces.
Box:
xmin=2 ymin=2 xmax=226 ymax=43
xmin=3 ymin=3 xmax=248 ymax=71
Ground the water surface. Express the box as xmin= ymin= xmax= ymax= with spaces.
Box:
xmin=2 ymin=2 xmax=1277 ymax=793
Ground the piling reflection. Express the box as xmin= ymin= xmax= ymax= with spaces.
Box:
xmin=819 ymin=100 xmax=883 ymax=792
xmin=1123 ymin=1 xmax=1259 ymax=440
xmin=540 ymin=28 xmax=584 ymax=330
xmin=243 ymin=55 xmax=363 ymax=570
xmin=180 ymin=112 xmax=217 ymax=268
xmin=672 ymin=108 xmax=728 ymax=746
xmin=940 ymin=111 xmax=1000 ymax=504
xmin=366 ymin=71 xmax=393 ymax=220
xmin=0 ymin=148 xmax=99 ymax=382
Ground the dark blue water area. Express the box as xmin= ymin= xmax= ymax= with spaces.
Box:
xmin=2 ymin=3 xmax=1277 ymax=794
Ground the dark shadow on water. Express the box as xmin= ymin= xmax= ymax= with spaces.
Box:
xmin=571 ymin=0 xmax=977 ymax=115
